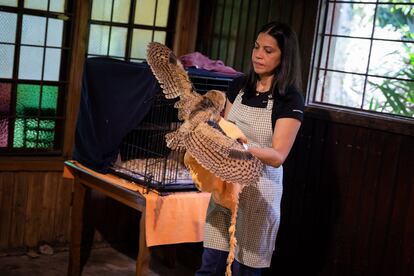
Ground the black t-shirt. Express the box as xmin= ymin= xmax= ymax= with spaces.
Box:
xmin=226 ymin=75 xmax=305 ymax=130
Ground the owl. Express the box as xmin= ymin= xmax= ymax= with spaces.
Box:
xmin=146 ymin=42 xmax=263 ymax=276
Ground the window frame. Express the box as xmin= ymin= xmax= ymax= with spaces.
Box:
xmin=0 ymin=1 xmax=74 ymax=155
xmin=307 ymin=0 xmax=414 ymax=132
xmin=86 ymin=0 xmax=178 ymax=61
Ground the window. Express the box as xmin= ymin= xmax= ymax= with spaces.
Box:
xmin=309 ymin=0 xmax=414 ymax=118
xmin=87 ymin=0 xmax=174 ymax=62
xmin=0 ymin=0 xmax=72 ymax=153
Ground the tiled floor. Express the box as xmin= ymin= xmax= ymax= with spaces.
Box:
xmin=0 ymin=244 xmax=202 ymax=276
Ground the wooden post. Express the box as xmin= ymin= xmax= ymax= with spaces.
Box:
xmin=68 ymin=177 xmax=86 ymax=276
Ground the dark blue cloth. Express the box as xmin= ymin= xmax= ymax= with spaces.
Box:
xmin=195 ymin=247 xmax=262 ymax=276
xmin=73 ymin=57 xmax=160 ymax=173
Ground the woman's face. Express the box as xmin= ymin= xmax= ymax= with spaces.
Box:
xmin=252 ymin=32 xmax=281 ymax=78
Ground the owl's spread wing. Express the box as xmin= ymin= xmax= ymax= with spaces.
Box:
xmin=184 ymin=122 xmax=263 ymax=187
xmin=146 ymin=42 xmax=201 ymax=120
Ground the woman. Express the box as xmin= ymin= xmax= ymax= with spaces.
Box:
xmin=196 ymin=21 xmax=304 ymax=276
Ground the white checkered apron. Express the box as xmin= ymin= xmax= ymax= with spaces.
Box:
xmin=203 ymin=92 xmax=283 ymax=268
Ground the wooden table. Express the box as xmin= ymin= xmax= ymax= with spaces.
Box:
xmin=64 ymin=160 xmax=149 ymax=275
xmin=64 ymin=160 xmax=210 ymax=276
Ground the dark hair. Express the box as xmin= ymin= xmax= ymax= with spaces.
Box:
xmin=245 ymin=21 xmax=302 ymax=97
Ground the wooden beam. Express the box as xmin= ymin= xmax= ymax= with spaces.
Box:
xmin=173 ymin=0 xmax=200 ymax=57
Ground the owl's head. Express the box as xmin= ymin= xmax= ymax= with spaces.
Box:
xmin=204 ymin=90 xmax=226 ymax=112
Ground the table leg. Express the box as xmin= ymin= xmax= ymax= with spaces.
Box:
xmin=136 ymin=211 xmax=150 ymax=276
xmin=68 ymin=178 xmax=86 ymax=276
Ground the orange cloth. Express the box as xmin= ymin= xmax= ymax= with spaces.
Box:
xmin=63 ymin=161 xmax=211 ymax=247
xmin=144 ymin=191 xmax=211 ymax=246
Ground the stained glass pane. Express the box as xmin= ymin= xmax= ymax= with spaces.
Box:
xmin=88 ymin=24 xmax=110 ymax=55
xmin=24 ymin=0 xmax=48 ymax=10
xmin=154 ymin=31 xmax=166 ymax=44
xmin=155 ymin=0 xmax=170 ymax=27
xmin=40 ymin=85 xmax=58 ymax=116
xmin=109 ymin=27 xmax=127 ymax=57
xmin=0 ymin=12 xmax=17 ymax=43
xmin=0 ymin=44 xmax=15 ymax=78
xmin=0 ymin=118 xmax=8 ymax=147
xmin=113 ymin=0 xmax=130 ymax=23
xmin=13 ymin=118 xmax=55 ymax=149
xmin=49 ymin=0 xmax=65 ymax=12
xmin=135 ymin=0 xmax=156 ymax=26
xmin=16 ymin=84 xmax=40 ymax=116
xmin=18 ymin=46 xmax=44 ymax=80
xmin=44 ymin=48 xmax=61 ymax=81
xmin=47 ymin=18 xmax=63 ymax=47
xmin=0 ymin=83 xmax=11 ymax=115
xmin=0 ymin=0 xmax=17 ymax=7
xmin=13 ymin=118 xmax=25 ymax=147
xmin=131 ymin=29 xmax=152 ymax=59
xmin=91 ymin=0 xmax=112 ymax=21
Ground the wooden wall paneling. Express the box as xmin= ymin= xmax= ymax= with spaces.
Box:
xmin=299 ymin=118 xmax=332 ymax=274
xmin=53 ymin=176 xmax=72 ymax=243
xmin=39 ymin=173 xmax=60 ymax=242
xmin=400 ymin=136 xmax=414 ymax=276
xmin=350 ymin=131 xmax=398 ymax=275
xmin=379 ymin=135 xmax=414 ymax=276
xmin=195 ymin=0 xmax=217 ymax=56
xmin=233 ymin=0 xmax=249 ymax=71
xmin=241 ymin=0 xmax=260 ymax=71
xmin=339 ymin=127 xmax=372 ymax=275
xmin=0 ymin=173 xmax=14 ymax=250
xmin=297 ymin=0 xmax=319 ymax=92
xmin=317 ymin=123 xmax=354 ymax=276
xmin=218 ymin=0 xmax=232 ymax=63
xmin=224 ymin=0 xmax=237 ymax=66
xmin=24 ymin=173 xmax=44 ymax=248
xmin=268 ymin=0 xmax=283 ymax=21
xmin=9 ymin=173 xmax=29 ymax=248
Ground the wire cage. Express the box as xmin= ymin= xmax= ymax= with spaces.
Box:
xmin=110 ymin=70 xmax=237 ymax=194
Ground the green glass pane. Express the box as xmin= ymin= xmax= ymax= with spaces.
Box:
xmin=21 ymin=15 xmax=46 ymax=46
xmin=135 ymin=0 xmax=156 ymax=26
xmin=0 ymin=44 xmax=15 ymax=78
xmin=40 ymin=86 xmax=58 ymax=116
xmin=0 ymin=0 xmax=17 ymax=7
xmin=13 ymin=118 xmax=55 ymax=148
xmin=131 ymin=29 xmax=152 ymax=59
xmin=155 ymin=0 xmax=170 ymax=27
xmin=0 ymin=118 xmax=8 ymax=147
xmin=91 ymin=0 xmax=112 ymax=21
xmin=113 ymin=0 xmax=130 ymax=23
xmin=0 ymin=82 xmax=11 ymax=115
xmin=154 ymin=31 xmax=166 ymax=44
xmin=109 ymin=26 xmax=127 ymax=57
xmin=13 ymin=118 xmax=25 ymax=147
xmin=88 ymin=24 xmax=110 ymax=55
xmin=16 ymin=84 xmax=40 ymax=116
xmin=24 ymin=0 xmax=48 ymax=10
xmin=0 ymin=12 xmax=17 ymax=43
xmin=49 ymin=0 xmax=65 ymax=12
